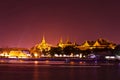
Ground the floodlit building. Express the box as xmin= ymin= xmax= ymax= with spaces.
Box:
xmin=78 ymin=40 xmax=93 ymax=50
xmin=30 ymin=36 xmax=52 ymax=57
xmin=78 ymin=38 xmax=116 ymax=50
xmin=57 ymin=37 xmax=76 ymax=48
xmin=0 ymin=48 xmax=31 ymax=58
xmin=0 ymin=37 xmax=117 ymax=59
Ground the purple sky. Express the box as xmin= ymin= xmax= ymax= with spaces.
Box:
xmin=0 ymin=0 xmax=120 ymax=48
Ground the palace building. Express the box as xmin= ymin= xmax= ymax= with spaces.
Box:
xmin=35 ymin=36 xmax=51 ymax=51
xmin=57 ymin=37 xmax=76 ymax=48
xmin=0 ymin=37 xmax=117 ymax=59
xmin=78 ymin=38 xmax=116 ymax=50
xmin=0 ymin=48 xmax=30 ymax=58
xmin=30 ymin=36 xmax=52 ymax=57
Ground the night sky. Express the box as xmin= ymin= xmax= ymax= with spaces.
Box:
xmin=0 ymin=0 xmax=120 ymax=48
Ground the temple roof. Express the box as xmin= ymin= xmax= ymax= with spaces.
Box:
xmin=34 ymin=36 xmax=51 ymax=51
xmin=80 ymin=38 xmax=116 ymax=49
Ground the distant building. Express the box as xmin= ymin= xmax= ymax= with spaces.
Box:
xmin=57 ymin=37 xmax=76 ymax=48
xmin=30 ymin=36 xmax=52 ymax=57
xmin=78 ymin=38 xmax=116 ymax=50
xmin=30 ymin=37 xmax=116 ymax=58
xmin=35 ymin=36 xmax=51 ymax=51
xmin=0 ymin=48 xmax=31 ymax=58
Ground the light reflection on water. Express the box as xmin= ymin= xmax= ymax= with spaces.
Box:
xmin=33 ymin=66 xmax=39 ymax=80
xmin=0 ymin=64 xmax=120 ymax=80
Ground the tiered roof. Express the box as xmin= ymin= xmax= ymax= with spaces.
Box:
xmin=33 ymin=36 xmax=51 ymax=51
xmin=58 ymin=37 xmax=76 ymax=48
xmin=79 ymin=38 xmax=116 ymax=50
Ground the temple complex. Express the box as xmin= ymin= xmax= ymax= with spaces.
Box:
xmin=0 ymin=48 xmax=30 ymax=58
xmin=35 ymin=36 xmax=51 ymax=51
xmin=58 ymin=37 xmax=76 ymax=48
xmin=0 ymin=37 xmax=117 ymax=58
xmin=78 ymin=38 xmax=116 ymax=50
xmin=30 ymin=36 xmax=51 ymax=57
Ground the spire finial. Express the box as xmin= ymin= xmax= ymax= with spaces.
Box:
xmin=66 ymin=36 xmax=70 ymax=43
xmin=41 ymin=35 xmax=46 ymax=43
xmin=60 ymin=37 xmax=63 ymax=43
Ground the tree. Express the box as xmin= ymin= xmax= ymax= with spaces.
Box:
xmin=49 ymin=47 xmax=63 ymax=57
xmin=113 ymin=45 xmax=120 ymax=56
xmin=63 ymin=46 xmax=80 ymax=55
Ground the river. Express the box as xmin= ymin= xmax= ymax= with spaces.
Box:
xmin=0 ymin=64 xmax=120 ymax=80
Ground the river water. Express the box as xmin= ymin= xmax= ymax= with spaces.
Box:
xmin=0 ymin=64 xmax=120 ymax=80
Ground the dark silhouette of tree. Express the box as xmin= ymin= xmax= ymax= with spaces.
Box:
xmin=113 ymin=45 xmax=120 ymax=55
xmin=74 ymin=47 xmax=81 ymax=55
xmin=49 ymin=47 xmax=63 ymax=57
xmin=63 ymin=46 xmax=74 ymax=55
xmin=95 ymin=47 xmax=113 ymax=55
xmin=80 ymin=49 xmax=91 ymax=58
xmin=63 ymin=46 xmax=80 ymax=55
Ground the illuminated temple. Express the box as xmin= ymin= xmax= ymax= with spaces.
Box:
xmin=30 ymin=36 xmax=51 ymax=57
xmin=57 ymin=37 xmax=76 ymax=48
xmin=0 ymin=37 xmax=117 ymax=58
xmin=34 ymin=36 xmax=51 ymax=51
xmin=78 ymin=38 xmax=116 ymax=50
xmin=57 ymin=37 xmax=116 ymax=50
xmin=0 ymin=48 xmax=30 ymax=58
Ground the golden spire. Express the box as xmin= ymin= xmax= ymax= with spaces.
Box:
xmin=41 ymin=35 xmax=46 ymax=44
xmin=93 ymin=40 xmax=100 ymax=47
xmin=58 ymin=37 xmax=64 ymax=48
xmin=66 ymin=37 xmax=70 ymax=44
xmin=59 ymin=37 xmax=63 ymax=44
xmin=82 ymin=41 xmax=90 ymax=47
xmin=73 ymin=39 xmax=76 ymax=45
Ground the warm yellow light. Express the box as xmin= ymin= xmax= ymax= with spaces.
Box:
xmin=46 ymin=60 xmax=49 ymax=63
xmin=0 ymin=60 xmax=5 ymax=63
xmin=9 ymin=51 xmax=29 ymax=58
xmin=34 ymin=53 xmax=38 ymax=57
xmin=70 ymin=61 xmax=74 ymax=65
xmin=34 ymin=61 xmax=38 ymax=64
xmin=80 ymin=54 xmax=82 ymax=58
xmin=0 ymin=54 xmax=4 ymax=56
xmin=19 ymin=60 xmax=24 ymax=63
xmin=79 ymin=61 xmax=83 ymax=64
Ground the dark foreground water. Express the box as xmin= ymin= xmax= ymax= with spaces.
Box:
xmin=0 ymin=64 xmax=120 ymax=80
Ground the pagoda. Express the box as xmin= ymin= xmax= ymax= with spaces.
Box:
xmin=92 ymin=38 xmax=116 ymax=49
xmin=30 ymin=36 xmax=51 ymax=57
xmin=78 ymin=38 xmax=116 ymax=50
xmin=58 ymin=37 xmax=76 ymax=48
xmin=36 ymin=36 xmax=51 ymax=51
